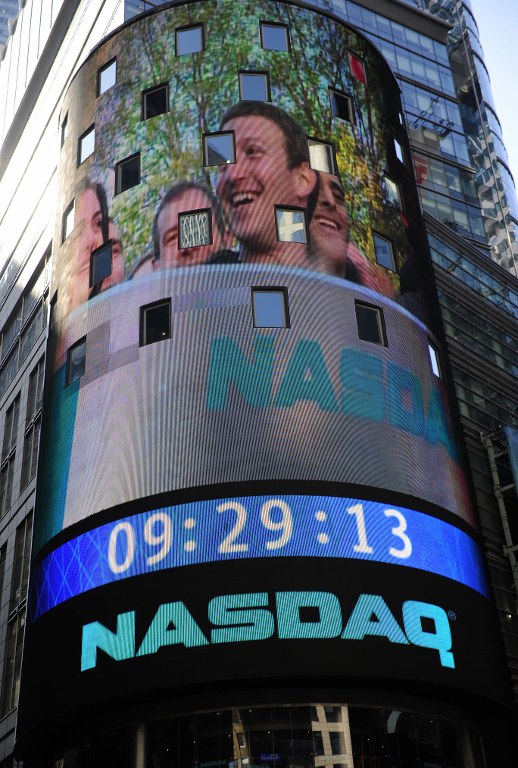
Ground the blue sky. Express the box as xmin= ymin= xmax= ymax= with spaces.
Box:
xmin=470 ymin=0 xmax=518 ymax=186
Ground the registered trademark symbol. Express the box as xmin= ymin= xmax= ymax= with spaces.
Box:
xmin=448 ymin=610 xmax=456 ymax=620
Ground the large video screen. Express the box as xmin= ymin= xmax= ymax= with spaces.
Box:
xmin=17 ymin=0 xmax=512 ymax=754
xmin=35 ymin=0 xmax=473 ymax=552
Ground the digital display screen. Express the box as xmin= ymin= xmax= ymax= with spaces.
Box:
xmin=33 ymin=0 xmax=473 ymax=553
xmin=33 ymin=493 xmax=488 ymax=618
xmin=17 ymin=0 xmax=510 ymax=754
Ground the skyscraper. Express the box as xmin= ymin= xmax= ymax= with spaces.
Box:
xmin=0 ymin=1 xmax=517 ymax=766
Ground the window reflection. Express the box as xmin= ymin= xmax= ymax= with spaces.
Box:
xmin=62 ymin=704 xmax=483 ymax=768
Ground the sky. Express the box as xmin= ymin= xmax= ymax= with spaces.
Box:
xmin=470 ymin=0 xmax=518 ymax=186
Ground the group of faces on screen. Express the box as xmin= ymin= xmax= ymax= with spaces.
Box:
xmin=70 ymin=101 xmax=396 ymax=312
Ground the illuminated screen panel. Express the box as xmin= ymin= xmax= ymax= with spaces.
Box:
xmin=17 ymin=0 xmax=512 ymax=754
xmin=36 ymin=0 xmax=472 ymax=553
xmin=17 ymin=553 xmax=512 ymax=756
xmin=33 ymin=493 xmax=488 ymax=619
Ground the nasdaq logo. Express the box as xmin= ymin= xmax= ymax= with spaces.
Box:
xmin=81 ymin=591 xmax=455 ymax=671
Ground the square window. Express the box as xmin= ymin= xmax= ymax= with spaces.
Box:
xmin=90 ymin=241 xmax=113 ymax=288
xmin=176 ymin=24 xmax=203 ymax=56
xmin=373 ymin=232 xmax=395 ymax=271
xmin=308 ymin=138 xmax=336 ymax=174
xmin=178 ymin=209 xmax=212 ymax=250
xmin=394 ymin=136 xmax=404 ymax=163
xmin=62 ymin=200 xmax=75 ymax=242
xmin=115 ymin=153 xmax=141 ymax=194
xmin=67 ymin=338 xmax=86 ymax=386
xmin=330 ymin=732 xmax=343 ymax=756
xmin=348 ymin=51 xmax=367 ymax=83
xmin=260 ymin=21 xmax=289 ymax=52
xmin=78 ymin=125 xmax=95 ymax=165
xmin=428 ymin=341 xmax=441 ymax=377
xmin=142 ymin=83 xmax=169 ymax=120
xmin=275 ymin=207 xmax=307 ymax=244
xmin=203 ymin=131 xmax=235 ymax=166
xmin=329 ymin=88 xmax=353 ymax=123
xmin=252 ymin=288 xmax=290 ymax=328
xmin=355 ymin=302 xmax=386 ymax=345
xmin=60 ymin=113 xmax=68 ymax=147
xmin=140 ymin=300 xmax=171 ymax=346
xmin=239 ymin=71 xmax=270 ymax=102
xmin=98 ymin=58 xmax=116 ymax=95
xmin=384 ymin=175 xmax=402 ymax=208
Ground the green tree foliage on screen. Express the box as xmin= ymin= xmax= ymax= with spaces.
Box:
xmin=89 ymin=0 xmax=406 ymax=282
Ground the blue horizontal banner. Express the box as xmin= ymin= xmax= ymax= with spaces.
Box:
xmin=32 ymin=494 xmax=489 ymax=618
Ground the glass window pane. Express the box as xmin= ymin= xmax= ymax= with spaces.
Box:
xmin=67 ymin=338 xmax=86 ymax=385
xmin=239 ymin=72 xmax=269 ymax=102
xmin=308 ymin=139 xmax=335 ymax=174
xmin=78 ymin=126 xmax=95 ymax=165
xmin=428 ymin=342 xmax=441 ymax=377
xmin=61 ymin=113 xmax=68 ymax=147
xmin=373 ymin=233 xmax=395 ymax=271
xmin=116 ymin=153 xmax=141 ymax=194
xmin=141 ymin=301 xmax=171 ymax=346
xmin=62 ymin=200 xmax=75 ymax=242
xmin=203 ymin=132 xmax=235 ymax=166
xmin=394 ymin=137 xmax=404 ymax=163
xmin=329 ymin=88 xmax=352 ymax=123
xmin=355 ymin=303 xmax=385 ymax=345
xmin=261 ymin=22 xmax=289 ymax=52
xmin=176 ymin=24 xmax=203 ymax=55
xmin=98 ymin=59 xmax=116 ymax=95
xmin=384 ymin=175 xmax=401 ymax=208
xmin=252 ymin=288 xmax=289 ymax=328
xmin=90 ymin=243 xmax=113 ymax=287
xmin=178 ymin=210 xmax=211 ymax=249
xmin=275 ymin=207 xmax=307 ymax=243
xmin=142 ymin=84 xmax=169 ymax=119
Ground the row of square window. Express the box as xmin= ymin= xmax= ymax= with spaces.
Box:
xmin=74 ymin=83 xmax=359 ymax=167
xmin=65 ymin=136 xmax=402 ymax=243
xmin=68 ymin=204 xmax=397 ymax=287
xmin=66 ymin=290 xmax=441 ymax=385
xmin=95 ymin=21 xmax=291 ymax=99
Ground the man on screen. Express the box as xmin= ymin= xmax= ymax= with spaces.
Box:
xmin=152 ymin=181 xmax=232 ymax=268
xmin=216 ymin=102 xmax=317 ymax=265
xmin=309 ymin=170 xmax=396 ymax=297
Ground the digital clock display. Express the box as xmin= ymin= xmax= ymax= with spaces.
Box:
xmin=32 ymin=493 xmax=488 ymax=619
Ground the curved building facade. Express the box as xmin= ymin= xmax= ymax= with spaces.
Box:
xmin=15 ymin=1 xmax=514 ymax=764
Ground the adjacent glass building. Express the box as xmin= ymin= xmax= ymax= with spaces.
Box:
xmin=0 ymin=1 xmax=517 ymax=766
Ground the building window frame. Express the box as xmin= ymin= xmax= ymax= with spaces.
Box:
xmin=89 ymin=241 xmax=113 ymax=289
xmin=252 ymin=287 xmax=290 ymax=328
xmin=175 ymin=23 xmax=204 ymax=56
xmin=66 ymin=337 xmax=87 ymax=386
xmin=373 ymin=232 xmax=396 ymax=271
xmin=140 ymin=299 xmax=172 ymax=347
xmin=1 ymin=513 xmax=32 ymax=716
xmin=62 ymin=200 xmax=75 ymax=242
xmin=115 ymin=153 xmax=141 ymax=195
xmin=260 ymin=20 xmax=290 ymax=52
xmin=329 ymin=87 xmax=354 ymax=123
xmin=308 ymin=137 xmax=336 ymax=175
xmin=274 ymin=205 xmax=308 ymax=244
xmin=97 ymin=58 xmax=117 ymax=96
xmin=178 ymin=209 xmax=212 ymax=250
xmin=355 ymin=301 xmax=387 ymax=345
xmin=77 ymin=124 xmax=95 ymax=166
xmin=203 ymin=131 xmax=236 ymax=167
xmin=238 ymin=70 xmax=271 ymax=102
xmin=142 ymin=82 xmax=170 ymax=120
xmin=60 ymin=112 xmax=68 ymax=147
